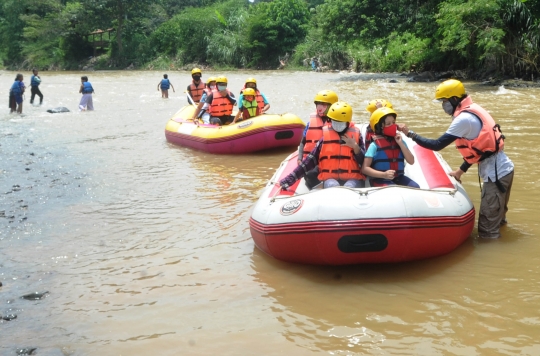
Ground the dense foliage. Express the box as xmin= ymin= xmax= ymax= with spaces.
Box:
xmin=1 ymin=0 xmax=539 ymax=78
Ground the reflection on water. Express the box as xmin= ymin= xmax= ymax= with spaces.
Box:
xmin=0 ymin=70 xmax=539 ymax=355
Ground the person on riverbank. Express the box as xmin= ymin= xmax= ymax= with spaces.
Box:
xmin=296 ymin=90 xmax=339 ymax=189
xmin=9 ymin=73 xmax=25 ymax=114
xmin=157 ymin=74 xmax=174 ymax=98
xmin=400 ymin=79 xmax=514 ymax=239
xmin=281 ymin=101 xmax=366 ymax=190
xmin=30 ymin=69 xmax=43 ymax=105
xmin=232 ymin=88 xmax=259 ymax=123
xmin=238 ymin=78 xmax=270 ymax=115
xmin=199 ymin=76 xmax=236 ymax=126
xmin=78 ymin=76 xmax=94 ymax=111
xmin=186 ymin=68 xmax=205 ymax=105
xmin=362 ymin=107 xmax=419 ymax=188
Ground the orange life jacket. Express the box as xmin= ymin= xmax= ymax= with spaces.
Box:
xmin=208 ymin=89 xmax=234 ymax=117
xmin=240 ymin=85 xmax=265 ymax=111
xmin=189 ymin=81 xmax=205 ymax=103
xmin=303 ymin=113 xmax=324 ymax=158
xmin=318 ymin=123 xmax=366 ymax=181
xmin=453 ymin=96 xmax=505 ymax=164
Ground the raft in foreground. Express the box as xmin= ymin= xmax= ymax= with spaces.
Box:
xmin=249 ymin=125 xmax=475 ymax=265
xmin=165 ymin=106 xmax=306 ymax=154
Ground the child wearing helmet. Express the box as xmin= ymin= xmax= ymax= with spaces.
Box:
xmin=186 ymin=68 xmax=205 ymax=104
xmin=238 ymin=78 xmax=270 ymax=114
xmin=400 ymin=79 xmax=514 ymax=239
xmin=157 ymin=74 xmax=175 ymax=98
xmin=232 ymin=88 xmax=259 ymax=123
xmin=362 ymin=108 xmax=419 ymax=188
xmin=365 ymin=99 xmax=393 ymax=151
xmin=281 ymin=101 xmax=366 ymax=190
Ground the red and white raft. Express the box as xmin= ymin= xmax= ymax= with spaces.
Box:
xmin=249 ymin=125 xmax=475 ymax=265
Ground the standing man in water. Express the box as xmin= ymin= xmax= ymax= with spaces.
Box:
xmin=30 ymin=69 xmax=43 ymax=105
xmin=9 ymin=73 xmax=25 ymax=114
xmin=400 ymin=79 xmax=514 ymax=239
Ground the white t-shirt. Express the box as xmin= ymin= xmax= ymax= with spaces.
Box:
xmin=446 ymin=112 xmax=513 ymax=182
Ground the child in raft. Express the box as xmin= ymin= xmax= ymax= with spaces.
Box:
xmin=362 ymin=107 xmax=420 ymax=188
xmin=232 ymin=88 xmax=260 ymax=123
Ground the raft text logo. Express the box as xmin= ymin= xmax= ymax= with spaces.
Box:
xmin=238 ymin=120 xmax=253 ymax=129
xmin=280 ymin=199 xmax=304 ymax=216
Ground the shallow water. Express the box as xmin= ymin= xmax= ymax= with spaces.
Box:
xmin=0 ymin=70 xmax=539 ymax=355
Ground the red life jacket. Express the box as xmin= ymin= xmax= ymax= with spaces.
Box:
xmin=370 ymin=135 xmax=405 ymax=175
xmin=189 ymin=80 xmax=205 ymax=103
xmin=303 ymin=113 xmax=324 ymax=158
xmin=318 ymin=123 xmax=366 ymax=181
xmin=453 ymin=96 xmax=505 ymax=164
xmin=365 ymin=126 xmax=376 ymax=151
xmin=208 ymin=89 xmax=234 ymax=117
xmin=240 ymin=85 xmax=265 ymax=111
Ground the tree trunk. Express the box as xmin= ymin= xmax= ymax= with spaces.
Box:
xmin=116 ymin=0 xmax=124 ymax=65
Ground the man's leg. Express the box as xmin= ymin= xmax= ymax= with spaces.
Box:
xmin=478 ymin=171 xmax=514 ymax=238
xmin=323 ymin=179 xmax=340 ymax=188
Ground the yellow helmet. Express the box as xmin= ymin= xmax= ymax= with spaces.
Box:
xmin=206 ymin=76 xmax=216 ymax=84
xmin=434 ymin=79 xmax=465 ymax=101
xmin=245 ymin=77 xmax=257 ymax=84
xmin=327 ymin=101 xmax=352 ymax=122
xmin=216 ymin=76 xmax=228 ymax=84
xmin=313 ymin=90 xmax=338 ymax=105
xmin=191 ymin=68 xmax=202 ymax=75
xmin=370 ymin=107 xmax=397 ymax=131
xmin=243 ymin=88 xmax=256 ymax=96
xmin=365 ymin=99 xmax=393 ymax=113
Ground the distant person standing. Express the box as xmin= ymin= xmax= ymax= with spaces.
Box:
xmin=9 ymin=73 xmax=25 ymax=114
xmin=157 ymin=74 xmax=175 ymax=98
xmin=30 ymin=69 xmax=43 ymax=105
xmin=78 ymin=76 xmax=94 ymax=111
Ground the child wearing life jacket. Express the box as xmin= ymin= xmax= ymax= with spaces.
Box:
xmin=362 ymin=107 xmax=419 ymax=188
xmin=232 ymin=88 xmax=259 ymax=123
xmin=365 ymin=98 xmax=393 ymax=151
xmin=157 ymin=74 xmax=175 ymax=98
xmin=9 ymin=73 xmax=25 ymax=114
xmin=30 ymin=68 xmax=43 ymax=105
xmin=78 ymin=76 xmax=95 ymax=111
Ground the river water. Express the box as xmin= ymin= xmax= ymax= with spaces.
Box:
xmin=0 ymin=70 xmax=538 ymax=355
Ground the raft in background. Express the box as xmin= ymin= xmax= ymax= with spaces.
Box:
xmin=165 ymin=106 xmax=306 ymax=154
xmin=249 ymin=124 xmax=475 ymax=265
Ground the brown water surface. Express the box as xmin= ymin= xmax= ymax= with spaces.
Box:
xmin=0 ymin=70 xmax=538 ymax=355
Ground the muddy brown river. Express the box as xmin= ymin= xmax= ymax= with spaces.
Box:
xmin=0 ymin=70 xmax=538 ymax=355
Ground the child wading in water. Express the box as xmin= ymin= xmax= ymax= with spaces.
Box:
xmin=232 ymin=88 xmax=260 ymax=123
xmin=157 ymin=74 xmax=175 ymax=98
xmin=79 ymin=76 xmax=95 ymax=111
xmin=9 ymin=73 xmax=25 ymax=114
xmin=362 ymin=107 xmax=420 ymax=188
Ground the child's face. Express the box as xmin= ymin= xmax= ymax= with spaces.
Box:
xmin=245 ymin=95 xmax=255 ymax=101
xmin=383 ymin=115 xmax=396 ymax=127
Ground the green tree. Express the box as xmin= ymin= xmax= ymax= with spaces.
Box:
xmin=246 ymin=0 xmax=310 ymax=67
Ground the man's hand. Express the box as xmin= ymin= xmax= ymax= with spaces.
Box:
xmin=449 ymin=169 xmax=465 ymax=183
xmin=397 ymin=123 xmax=409 ymax=135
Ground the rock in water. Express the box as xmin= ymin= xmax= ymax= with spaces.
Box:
xmin=47 ymin=107 xmax=70 ymax=114
xmin=21 ymin=291 xmax=49 ymax=300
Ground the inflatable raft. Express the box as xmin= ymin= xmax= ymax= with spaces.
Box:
xmin=249 ymin=124 xmax=475 ymax=265
xmin=165 ymin=106 xmax=306 ymax=154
